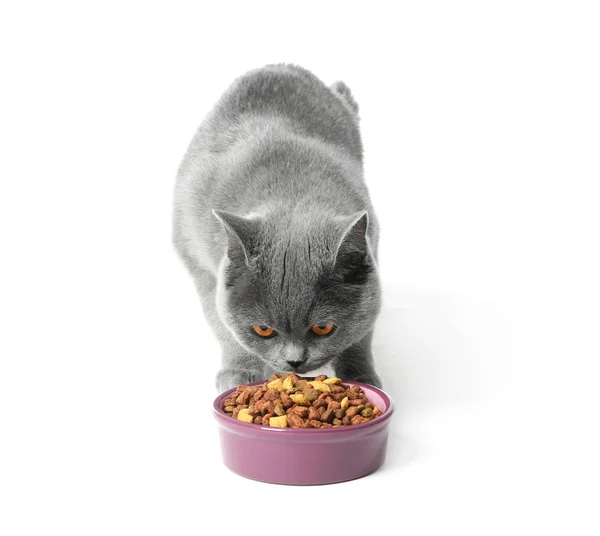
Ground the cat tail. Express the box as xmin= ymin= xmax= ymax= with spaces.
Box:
xmin=331 ymin=81 xmax=360 ymax=117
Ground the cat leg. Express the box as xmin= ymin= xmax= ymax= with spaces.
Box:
xmin=190 ymin=267 xmax=267 ymax=392
xmin=216 ymin=354 xmax=272 ymax=392
xmin=334 ymin=331 xmax=383 ymax=388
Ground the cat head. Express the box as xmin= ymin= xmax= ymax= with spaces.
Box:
xmin=213 ymin=209 xmax=381 ymax=374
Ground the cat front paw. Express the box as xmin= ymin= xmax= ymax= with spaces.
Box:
xmin=355 ymin=374 xmax=383 ymax=389
xmin=215 ymin=368 xmax=263 ymax=392
xmin=338 ymin=371 xmax=383 ymax=389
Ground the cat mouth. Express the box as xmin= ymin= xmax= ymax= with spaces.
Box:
xmin=280 ymin=358 xmax=329 ymax=375
xmin=280 ymin=363 xmax=311 ymax=374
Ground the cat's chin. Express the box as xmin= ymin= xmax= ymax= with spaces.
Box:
xmin=277 ymin=362 xmax=334 ymax=377
xmin=277 ymin=366 xmax=311 ymax=375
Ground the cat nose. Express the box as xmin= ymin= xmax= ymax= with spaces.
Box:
xmin=283 ymin=344 xmax=306 ymax=369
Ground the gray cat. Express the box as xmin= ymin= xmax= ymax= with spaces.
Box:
xmin=172 ymin=64 xmax=382 ymax=392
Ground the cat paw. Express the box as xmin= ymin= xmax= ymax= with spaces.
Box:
xmin=356 ymin=375 xmax=383 ymax=389
xmin=215 ymin=369 xmax=263 ymax=392
xmin=339 ymin=372 xmax=383 ymax=389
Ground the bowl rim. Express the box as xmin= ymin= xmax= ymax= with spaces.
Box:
xmin=213 ymin=380 xmax=394 ymax=434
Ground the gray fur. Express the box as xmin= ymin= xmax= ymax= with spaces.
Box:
xmin=173 ymin=64 xmax=382 ymax=392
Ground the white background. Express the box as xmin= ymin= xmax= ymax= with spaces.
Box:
xmin=1 ymin=1 xmax=599 ymax=534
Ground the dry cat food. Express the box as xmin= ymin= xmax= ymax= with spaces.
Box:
xmin=221 ymin=373 xmax=381 ymax=428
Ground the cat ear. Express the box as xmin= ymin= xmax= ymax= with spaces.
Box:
xmin=212 ymin=210 xmax=259 ymax=265
xmin=332 ymin=211 xmax=374 ymax=284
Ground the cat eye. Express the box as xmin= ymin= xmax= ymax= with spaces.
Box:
xmin=252 ymin=324 xmax=277 ymax=338
xmin=311 ymin=322 xmax=336 ymax=336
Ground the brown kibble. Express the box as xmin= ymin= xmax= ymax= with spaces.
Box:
xmin=334 ymin=409 xmax=345 ymax=420
xmin=247 ymin=405 xmax=260 ymax=416
xmin=287 ymin=373 xmax=301 ymax=384
xmin=280 ymin=391 xmax=293 ymax=408
xmin=287 ymin=413 xmax=306 ymax=428
xmin=308 ymin=419 xmax=323 ymax=428
xmin=349 ymin=399 xmax=364 ymax=406
xmin=351 ymin=415 xmax=367 ymax=425
xmin=263 ymin=401 xmax=275 ymax=415
xmin=263 ymin=388 xmax=280 ymax=401
xmin=333 ymin=418 xmax=343 ymax=426
xmin=313 ymin=398 xmax=327 ymax=409
xmin=330 ymin=384 xmax=345 ymax=394
xmin=295 ymin=379 xmax=308 ymax=391
xmin=262 ymin=413 xmax=274 ymax=425
xmin=332 ymin=392 xmax=347 ymax=402
xmin=318 ymin=406 xmax=326 ymax=417
xmin=321 ymin=409 xmax=334 ymax=423
xmin=253 ymin=415 xmax=263 ymax=424
xmin=327 ymin=400 xmax=342 ymax=411
xmin=315 ymin=375 xmax=327 ymax=382
xmin=292 ymin=406 xmax=309 ymax=418
xmin=237 ymin=391 xmax=252 ymax=406
xmin=304 ymin=388 xmax=320 ymax=402
xmin=345 ymin=406 xmax=359 ymax=418
xmin=308 ymin=406 xmax=320 ymax=420
xmin=342 ymin=415 xmax=351 ymax=426
xmin=320 ymin=423 xmax=334 ymax=428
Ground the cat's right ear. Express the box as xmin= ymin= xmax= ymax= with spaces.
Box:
xmin=212 ymin=210 xmax=258 ymax=265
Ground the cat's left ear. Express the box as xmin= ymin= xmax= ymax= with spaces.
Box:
xmin=212 ymin=209 xmax=259 ymax=265
xmin=332 ymin=211 xmax=375 ymax=284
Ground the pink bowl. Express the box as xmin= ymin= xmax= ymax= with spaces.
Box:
xmin=213 ymin=382 xmax=394 ymax=485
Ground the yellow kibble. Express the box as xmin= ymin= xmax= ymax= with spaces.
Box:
xmin=282 ymin=376 xmax=294 ymax=392
xmin=340 ymin=396 xmax=349 ymax=410
xmin=269 ymin=415 xmax=288 ymax=428
xmin=267 ymin=378 xmax=284 ymax=391
xmin=290 ymin=393 xmax=310 ymax=406
xmin=236 ymin=408 xmax=254 ymax=423
xmin=323 ymin=377 xmax=342 ymax=385
xmin=308 ymin=381 xmax=331 ymax=392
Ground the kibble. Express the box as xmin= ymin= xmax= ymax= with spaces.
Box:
xmin=221 ymin=373 xmax=382 ymax=428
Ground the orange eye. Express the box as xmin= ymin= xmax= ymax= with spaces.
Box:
xmin=311 ymin=322 xmax=336 ymax=336
xmin=252 ymin=324 xmax=276 ymax=338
